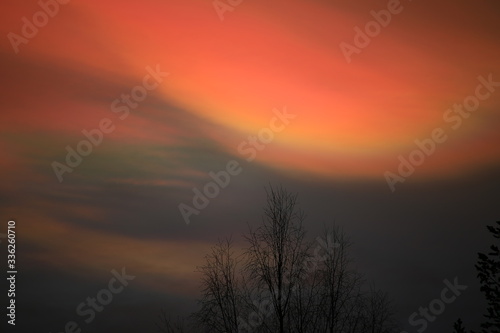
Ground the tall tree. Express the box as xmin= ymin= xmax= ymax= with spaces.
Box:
xmin=315 ymin=225 xmax=364 ymax=333
xmin=452 ymin=221 xmax=500 ymax=333
xmin=194 ymin=237 xmax=241 ymax=333
xmin=362 ymin=287 xmax=398 ymax=333
xmin=476 ymin=221 xmax=500 ymax=333
xmin=189 ymin=186 xmax=399 ymax=333
xmin=244 ymin=186 xmax=309 ymax=333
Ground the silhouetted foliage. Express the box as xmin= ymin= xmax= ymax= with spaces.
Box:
xmin=453 ymin=318 xmax=467 ymax=333
xmin=452 ymin=221 xmax=500 ymax=333
xmin=476 ymin=221 xmax=500 ymax=333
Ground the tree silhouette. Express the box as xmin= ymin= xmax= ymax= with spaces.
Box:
xmin=476 ymin=221 xmax=500 ymax=333
xmin=452 ymin=221 xmax=500 ymax=333
xmin=244 ymin=186 xmax=309 ymax=333
xmin=194 ymin=237 xmax=242 ymax=333
xmin=314 ymin=225 xmax=365 ymax=332
xmin=155 ymin=310 xmax=187 ymax=333
xmin=362 ymin=287 xmax=398 ymax=333
xmin=175 ymin=186 xmax=400 ymax=332
xmin=453 ymin=318 xmax=467 ymax=333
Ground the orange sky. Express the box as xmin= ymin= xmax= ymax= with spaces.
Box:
xmin=2 ymin=0 xmax=499 ymax=182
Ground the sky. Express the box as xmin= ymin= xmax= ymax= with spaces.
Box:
xmin=0 ymin=0 xmax=499 ymax=332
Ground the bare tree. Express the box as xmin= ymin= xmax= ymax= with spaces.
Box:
xmin=155 ymin=309 xmax=187 ymax=333
xmin=183 ymin=186 xmax=400 ymax=333
xmin=314 ymin=225 xmax=365 ymax=333
xmin=244 ymin=186 xmax=309 ymax=333
xmin=193 ymin=237 xmax=242 ymax=333
xmin=287 ymin=255 xmax=324 ymax=333
xmin=362 ymin=287 xmax=398 ymax=333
